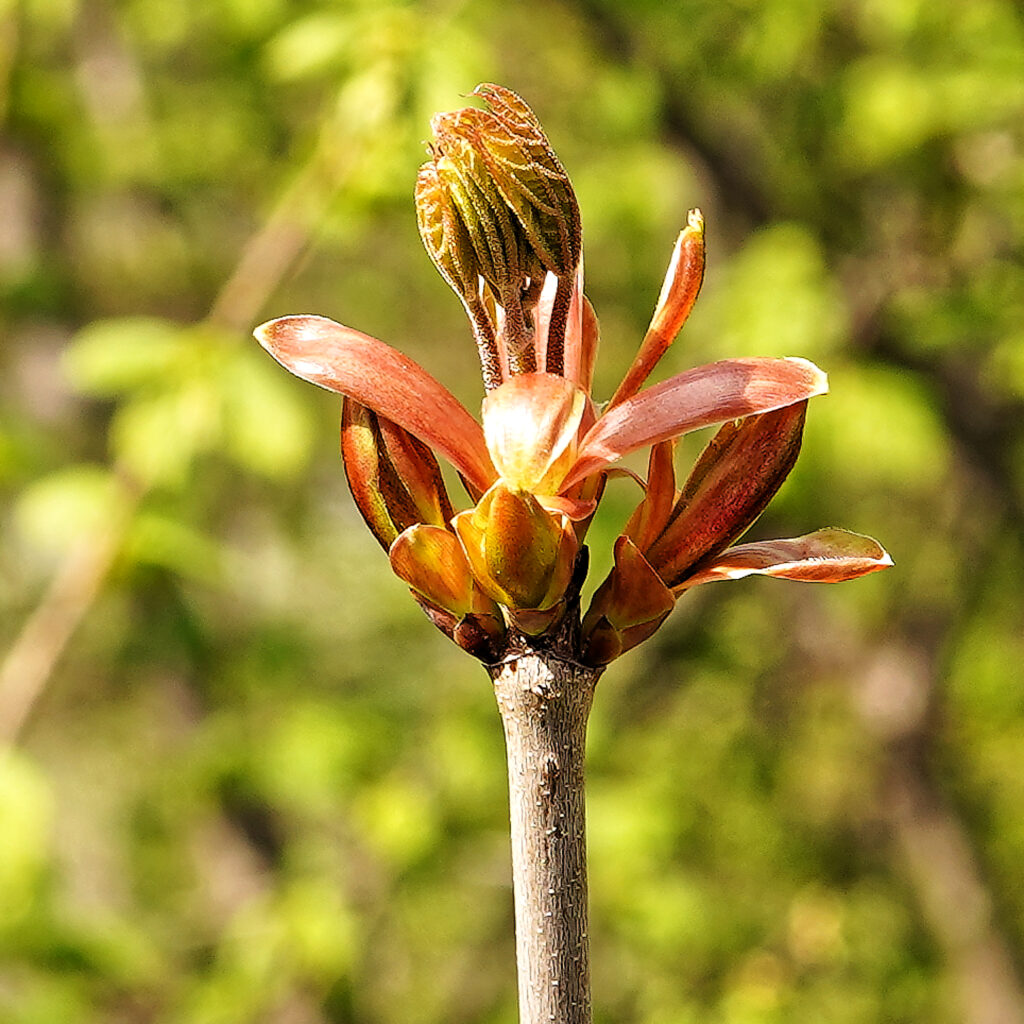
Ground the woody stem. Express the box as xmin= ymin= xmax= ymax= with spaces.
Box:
xmin=491 ymin=652 xmax=602 ymax=1024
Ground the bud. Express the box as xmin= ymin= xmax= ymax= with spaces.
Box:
xmin=417 ymin=84 xmax=582 ymax=377
xmin=415 ymin=162 xmax=502 ymax=389
xmin=453 ymin=483 xmax=577 ymax=612
xmin=340 ymin=399 xmax=454 ymax=551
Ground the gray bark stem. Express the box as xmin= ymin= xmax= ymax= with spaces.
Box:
xmin=491 ymin=652 xmax=601 ymax=1024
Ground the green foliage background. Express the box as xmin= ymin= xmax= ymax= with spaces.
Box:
xmin=2 ymin=1 xmax=1023 ymax=1021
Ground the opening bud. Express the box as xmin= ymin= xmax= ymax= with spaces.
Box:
xmin=340 ymin=399 xmax=454 ymax=551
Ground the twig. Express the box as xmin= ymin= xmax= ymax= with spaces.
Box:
xmin=491 ymin=652 xmax=602 ymax=1024
xmin=0 ymin=483 xmax=138 ymax=743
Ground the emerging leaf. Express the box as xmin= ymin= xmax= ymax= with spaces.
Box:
xmin=416 ymin=162 xmax=502 ymax=389
xmin=423 ymin=85 xmax=583 ymax=376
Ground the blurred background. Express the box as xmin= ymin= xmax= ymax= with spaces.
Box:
xmin=2 ymin=1 xmax=1023 ymax=1022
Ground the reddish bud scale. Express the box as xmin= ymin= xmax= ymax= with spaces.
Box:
xmin=623 ymin=440 xmax=677 ymax=554
xmin=678 ymin=529 xmax=894 ymax=590
xmin=607 ymin=210 xmax=706 ymax=410
xmin=646 ymin=402 xmax=807 ymax=587
xmin=581 ymin=536 xmax=676 ymax=666
xmin=341 ymin=399 xmax=454 ymax=552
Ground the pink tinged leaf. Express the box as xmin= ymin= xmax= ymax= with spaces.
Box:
xmin=564 ymin=356 xmax=828 ymax=489
xmin=481 ymin=372 xmax=586 ymax=494
xmin=645 ymin=403 xmax=807 ymax=587
xmin=676 ymin=528 xmax=894 ymax=590
xmin=608 ymin=210 xmax=706 ymax=410
xmin=623 ymin=440 xmax=677 ymax=554
xmin=255 ymin=315 xmax=496 ymax=494
xmin=389 ymin=524 xmax=479 ymax=617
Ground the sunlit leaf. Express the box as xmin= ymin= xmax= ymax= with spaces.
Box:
xmin=111 ymin=383 xmax=218 ymax=489
xmin=63 ymin=318 xmax=185 ymax=397
xmin=14 ymin=464 xmax=123 ymax=555
xmin=221 ymin=349 xmax=315 ymax=479
xmin=0 ymin=749 xmax=53 ymax=926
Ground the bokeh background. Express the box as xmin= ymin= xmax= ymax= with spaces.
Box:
xmin=2 ymin=1 xmax=1023 ymax=1022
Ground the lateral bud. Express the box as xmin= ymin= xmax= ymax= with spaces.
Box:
xmin=340 ymin=399 xmax=454 ymax=551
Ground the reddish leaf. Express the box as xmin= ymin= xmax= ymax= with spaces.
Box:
xmin=564 ymin=356 xmax=827 ymax=488
xmin=255 ymin=315 xmax=496 ymax=494
xmin=607 ymin=210 xmax=706 ymax=409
